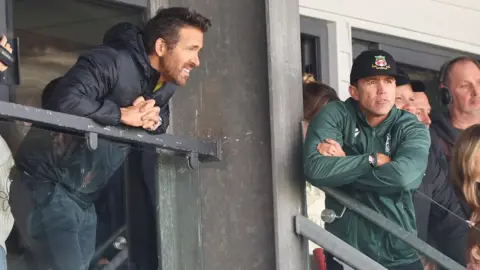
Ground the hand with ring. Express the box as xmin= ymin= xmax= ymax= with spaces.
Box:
xmin=317 ymin=138 xmax=346 ymax=157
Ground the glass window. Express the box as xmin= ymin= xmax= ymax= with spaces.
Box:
xmin=12 ymin=0 xmax=145 ymax=108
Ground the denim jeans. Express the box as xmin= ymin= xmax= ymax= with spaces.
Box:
xmin=10 ymin=174 xmax=97 ymax=270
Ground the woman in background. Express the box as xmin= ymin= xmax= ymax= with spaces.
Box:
xmin=302 ymin=76 xmax=340 ymax=137
xmin=302 ymin=74 xmax=340 ymax=270
xmin=451 ymin=124 xmax=480 ymax=269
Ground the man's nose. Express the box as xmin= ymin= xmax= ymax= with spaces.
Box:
xmin=377 ymin=81 xmax=391 ymax=94
xmin=422 ymin=112 xmax=432 ymax=126
xmin=377 ymin=84 xmax=386 ymax=94
xmin=192 ymin=54 xmax=200 ymax=67
xmin=473 ymin=83 xmax=480 ymax=96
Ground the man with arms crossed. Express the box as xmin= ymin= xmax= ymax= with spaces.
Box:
xmin=304 ymin=50 xmax=430 ymax=270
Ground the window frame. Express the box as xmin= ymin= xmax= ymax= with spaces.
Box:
xmin=352 ymin=28 xmax=480 ymax=72
xmin=300 ymin=16 xmax=330 ymax=82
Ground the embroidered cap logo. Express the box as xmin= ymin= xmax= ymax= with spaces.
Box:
xmin=372 ymin=55 xmax=391 ymax=70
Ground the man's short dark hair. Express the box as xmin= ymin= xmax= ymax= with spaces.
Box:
xmin=143 ymin=7 xmax=211 ymax=53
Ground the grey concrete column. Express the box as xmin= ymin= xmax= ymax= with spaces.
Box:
xmin=150 ymin=0 xmax=305 ymax=269
xmin=265 ymin=0 xmax=306 ymax=269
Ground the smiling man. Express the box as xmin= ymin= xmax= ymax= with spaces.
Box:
xmin=10 ymin=7 xmax=211 ymax=270
xmin=412 ymin=83 xmax=432 ymax=127
xmin=47 ymin=7 xmax=211 ymax=133
xmin=304 ymin=50 xmax=430 ymax=270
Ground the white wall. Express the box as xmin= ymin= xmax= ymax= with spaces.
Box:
xmin=299 ymin=0 xmax=480 ymax=99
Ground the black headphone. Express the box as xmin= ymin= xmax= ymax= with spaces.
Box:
xmin=438 ymin=59 xmax=456 ymax=106
xmin=438 ymin=56 xmax=480 ymax=106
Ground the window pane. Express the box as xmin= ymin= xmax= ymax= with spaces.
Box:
xmin=12 ymin=0 xmax=145 ymax=108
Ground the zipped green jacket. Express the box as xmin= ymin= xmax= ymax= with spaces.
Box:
xmin=303 ymin=98 xmax=430 ymax=268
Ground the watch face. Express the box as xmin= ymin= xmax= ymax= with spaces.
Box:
xmin=369 ymin=155 xmax=374 ymax=164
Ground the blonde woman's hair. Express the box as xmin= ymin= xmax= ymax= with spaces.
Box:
xmin=452 ymin=124 xmax=480 ymax=209
xmin=451 ymin=124 xmax=480 ymax=265
xmin=302 ymin=73 xmax=316 ymax=84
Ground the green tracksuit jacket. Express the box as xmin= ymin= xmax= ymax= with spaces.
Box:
xmin=303 ymin=98 xmax=430 ymax=268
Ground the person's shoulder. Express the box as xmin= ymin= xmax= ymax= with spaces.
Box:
xmin=313 ymin=100 xmax=347 ymax=120
xmin=308 ymin=100 xmax=349 ymax=129
xmin=394 ymin=110 xmax=429 ymax=138
xmin=322 ymin=100 xmax=347 ymax=114
xmin=78 ymin=45 xmax=129 ymax=66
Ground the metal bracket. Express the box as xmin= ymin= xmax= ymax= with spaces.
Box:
xmin=187 ymin=152 xmax=199 ymax=170
xmin=86 ymin=132 xmax=98 ymax=151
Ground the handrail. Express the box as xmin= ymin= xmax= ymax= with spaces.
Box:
xmin=0 ymin=101 xmax=221 ymax=162
xmin=89 ymin=225 xmax=126 ymax=269
xmin=295 ymin=215 xmax=386 ymax=270
xmin=320 ymin=187 xmax=466 ymax=270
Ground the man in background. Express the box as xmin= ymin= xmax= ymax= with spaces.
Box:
xmin=396 ymin=71 xmax=468 ymax=267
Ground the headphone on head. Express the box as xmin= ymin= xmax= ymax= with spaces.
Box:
xmin=438 ymin=58 xmax=456 ymax=106
xmin=438 ymin=56 xmax=480 ymax=106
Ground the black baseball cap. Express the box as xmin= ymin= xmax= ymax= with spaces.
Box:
xmin=350 ymin=49 xmax=402 ymax=84
xmin=396 ymin=68 xmax=426 ymax=92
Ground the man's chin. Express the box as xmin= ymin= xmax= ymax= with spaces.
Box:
xmin=173 ymin=78 xmax=188 ymax=86
xmin=173 ymin=81 xmax=187 ymax=86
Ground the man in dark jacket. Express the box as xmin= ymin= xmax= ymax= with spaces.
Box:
xmin=395 ymin=73 xmax=468 ymax=267
xmin=430 ymin=56 xmax=480 ymax=219
xmin=10 ymin=7 xmax=211 ymax=270
xmin=430 ymin=56 xmax=480 ymax=168
xmin=304 ymin=50 xmax=430 ymax=269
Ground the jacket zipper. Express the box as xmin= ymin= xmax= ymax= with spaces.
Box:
xmin=369 ymin=127 xmax=383 ymax=262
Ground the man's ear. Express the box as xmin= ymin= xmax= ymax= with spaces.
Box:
xmin=349 ymin=84 xmax=360 ymax=101
xmin=154 ymin=38 xmax=167 ymax=57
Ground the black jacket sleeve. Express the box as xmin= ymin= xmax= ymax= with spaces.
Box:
xmin=46 ymin=47 xmax=121 ymax=126
xmin=425 ymin=148 xmax=468 ymax=266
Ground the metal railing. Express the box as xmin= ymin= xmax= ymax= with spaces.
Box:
xmin=295 ymin=215 xmax=386 ymax=270
xmin=0 ymin=100 xmax=222 ymax=269
xmin=295 ymin=187 xmax=466 ymax=270
xmin=0 ymin=100 xmax=221 ymax=163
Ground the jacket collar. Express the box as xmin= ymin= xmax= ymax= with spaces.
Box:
xmin=345 ymin=97 xmax=397 ymax=128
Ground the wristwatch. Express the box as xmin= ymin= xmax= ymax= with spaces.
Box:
xmin=368 ymin=153 xmax=377 ymax=167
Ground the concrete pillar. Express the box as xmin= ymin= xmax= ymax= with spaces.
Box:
xmin=150 ymin=0 xmax=307 ymax=269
